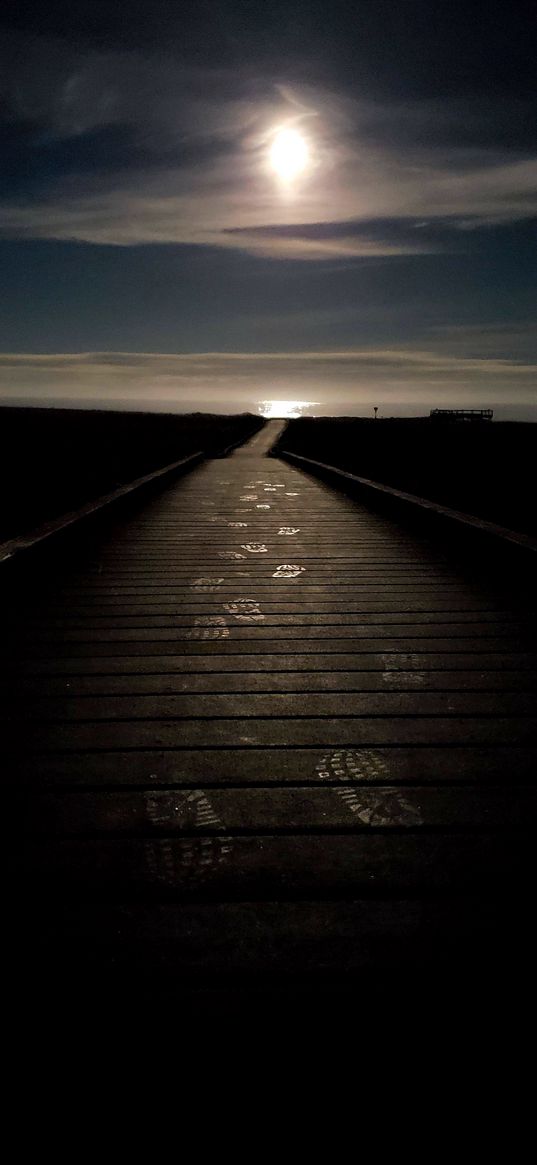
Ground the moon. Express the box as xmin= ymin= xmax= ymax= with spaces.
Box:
xmin=269 ymin=127 xmax=309 ymax=181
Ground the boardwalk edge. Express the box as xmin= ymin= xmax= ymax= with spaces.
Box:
xmin=276 ymin=449 xmax=537 ymax=556
xmin=0 ymin=451 xmax=205 ymax=567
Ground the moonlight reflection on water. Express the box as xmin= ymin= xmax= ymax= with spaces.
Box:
xmin=259 ymin=400 xmax=318 ymax=418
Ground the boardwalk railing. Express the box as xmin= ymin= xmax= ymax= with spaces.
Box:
xmin=276 ymin=448 xmax=537 ymax=557
xmin=0 ymin=451 xmax=204 ymax=566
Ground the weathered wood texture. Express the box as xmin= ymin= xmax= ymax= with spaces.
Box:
xmin=5 ymin=420 xmax=537 ymax=1001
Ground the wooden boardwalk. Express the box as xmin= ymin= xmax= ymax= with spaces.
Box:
xmin=6 ymin=420 xmax=537 ymax=1005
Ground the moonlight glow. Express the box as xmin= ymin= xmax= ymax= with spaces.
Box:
xmin=269 ymin=128 xmax=309 ymax=181
xmin=259 ymin=399 xmax=318 ymax=419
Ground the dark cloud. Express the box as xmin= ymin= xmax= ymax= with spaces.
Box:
xmin=3 ymin=1 xmax=536 ymax=99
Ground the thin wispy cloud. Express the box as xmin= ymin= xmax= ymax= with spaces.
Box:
xmin=3 ymin=143 xmax=535 ymax=259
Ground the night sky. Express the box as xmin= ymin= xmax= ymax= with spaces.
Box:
xmin=1 ymin=0 xmax=536 ymax=416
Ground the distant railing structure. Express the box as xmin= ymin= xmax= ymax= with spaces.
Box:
xmin=429 ymin=409 xmax=494 ymax=422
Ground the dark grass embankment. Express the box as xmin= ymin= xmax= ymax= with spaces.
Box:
xmin=0 ymin=407 xmax=264 ymax=541
xmin=274 ymin=417 xmax=537 ymax=539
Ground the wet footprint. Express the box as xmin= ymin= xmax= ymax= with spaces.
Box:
xmin=186 ymin=616 xmax=230 ymax=640
xmin=145 ymin=789 xmax=222 ymax=830
xmin=316 ymin=749 xmax=389 ymax=782
xmin=191 ymin=577 xmax=225 ymax=592
xmin=223 ymin=599 xmax=264 ymax=622
xmin=273 ymin=564 xmax=305 ymax=578
xmin=144 ymin=830 xmax=232 ymax=885
xmin=315 ymin=749 xmax=422 ymax=825
xmin=336 ymin=787 xmax=422 ymax=826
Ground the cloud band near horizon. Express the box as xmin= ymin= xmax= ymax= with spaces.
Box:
xmin=1 ymin=348 xmax=535 ymax=419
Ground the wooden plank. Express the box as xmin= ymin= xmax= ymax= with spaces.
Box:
xmin=11 ymin=745 xmax=537 ymax=786
xmin=27 ymin=576 xmax=479 ymax=590
xmin=17 ymin=595 xmax=514 ymax=614
xmin=9 ymin=636 xmax=534 ymax=658
xmin=46 ymin=571 xmax=465 ymax=586
xmin=33 ymin=575 xmax=473 ymax=590
xmin=18 ymin=610 xmax=529 ymax=628
xmin=10 ymin=689 xmax=537 ymax=721
xmin=9 ymin=650 xmax=537 ymax=675
xmin=23 ymin=833 xmax=532 ymax=899
xmin=18 ymin=715 xmax=537 ymax=750
xmin=10 ymin=621 xmax=535 ymax=642
xmin=40 ymin=556 xmax=456 ymax=570
xmin=25 ymin=786 xmax=537 ymax=835
xmin=9 ymin=669 xmax=537 ymax=697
